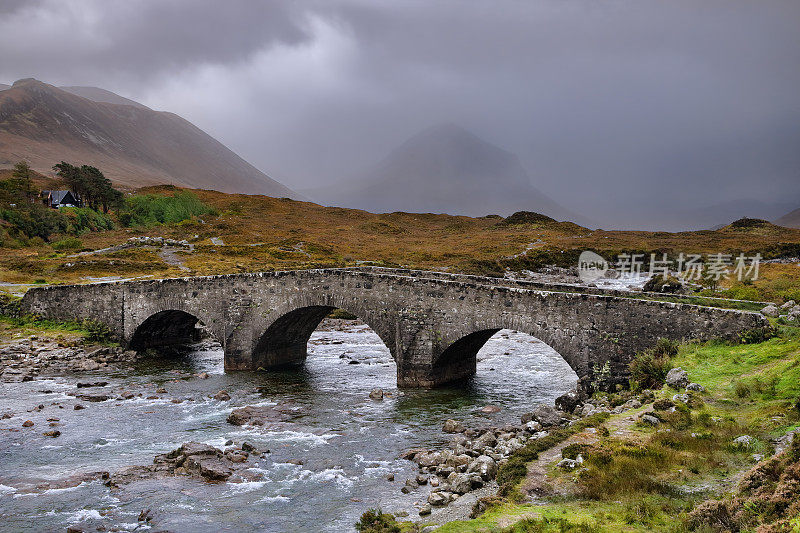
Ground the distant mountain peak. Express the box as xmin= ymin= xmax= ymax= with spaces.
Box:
xmin=398 ymin=122 xmax=510 ymax=154
xmin=12 ymin=77 xmax=42 ymax=87
xmin=308 ymin=123 xmax=586 ymax=224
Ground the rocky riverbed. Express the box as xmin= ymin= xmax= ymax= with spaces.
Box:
xmin=0 ymin=320 xmax=580 ymax=532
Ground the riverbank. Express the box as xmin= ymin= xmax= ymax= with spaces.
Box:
xmin=394 ymin=324 xmax=800 ymax=532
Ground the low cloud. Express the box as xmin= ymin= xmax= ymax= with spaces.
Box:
xmin=1 ymin=0 xmax=799 ymax=229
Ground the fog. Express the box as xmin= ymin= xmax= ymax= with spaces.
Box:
xmin=1 ymin=0 xmax=799 ymax=229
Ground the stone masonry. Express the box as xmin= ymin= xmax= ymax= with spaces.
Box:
xmin=20 ymin=268 xmax=767 ymax=389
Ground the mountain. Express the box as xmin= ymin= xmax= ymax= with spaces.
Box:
xmin=775 ymin=208 xmax=800 ymax=229
xmin=306 ymin=123 xmax=584 ymax=223
xmin=0 ymin=83 xmax=10 ymax=91
xmin=58 ymin=86 xmax=149 ymax=109
xmin=0 ymin=78 xmax=301 ymax=197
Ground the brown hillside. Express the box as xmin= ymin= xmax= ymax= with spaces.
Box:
xmin=0 ymin=78 xmax=301 ymax=199
xmin=775 ymin=208 xmax=800 ymax=229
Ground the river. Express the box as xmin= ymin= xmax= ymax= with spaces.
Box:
xmin=0 ymin=320 xmax=577 ymax=532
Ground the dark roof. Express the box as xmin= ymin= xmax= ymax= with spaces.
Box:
xmin=42 ymin=190 xmax=77 ymax=204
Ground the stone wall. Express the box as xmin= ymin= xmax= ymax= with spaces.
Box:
xmin=21 ymin=268 xmax=767 ymax=389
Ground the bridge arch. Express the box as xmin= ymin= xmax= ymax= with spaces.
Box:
xmin=128 ymin=309 xmax=212 ymax=351
xmin=248 ymin=304 xmax=397 ymax=370
xmin=430 ymin=320 xmax=592 ymax=389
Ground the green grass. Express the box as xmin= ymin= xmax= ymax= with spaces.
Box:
xmin=672 ymin=326 xmax=800 ymax=421
xmin=0 ymin=313 xmax=115 ymax=343
xmin=442 ymin=328 xmax=800 ymax=532
xmin=118 ymin=191 xmax=215 ymax=227
xmin=435 ymin=500 xmax=671 ymax=532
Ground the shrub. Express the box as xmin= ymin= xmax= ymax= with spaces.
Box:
xmin=622 ymin=498 xmax=660 ymax=526
xmin=652 ymin=338 xmax=679 ymax=357
xmin=653 ymin=399 xmax=675 ymax=411
xmin=740 ymin=325 xmax=777 ymax=345
xmin=630 ymin=352 xmax=672 ymax=390
xmin=118 ymin=192 xmax=215 ymax=227
xmin=686 ymin=435 xmax=800 ymax=531
xmin=727 ymin=284 xmax=761 ymax=301
xmin=81 ymin=319 xmax=112 ymax=343
xmin=61 ymin=207 xmax=114 ymax=233
xmin=629 ymin=338 xmax=679 ymax=390
xmin=52 ymin=237 xmax=83 ymax=251
xmin=0 ymin=204 xmax=68 ymax=241
xmin=562 ymin=443 xmax=590 ymax=460
xmin=354 ymin=509 xmax=401 ymax=533
xmin=734 ymin=380 xmax=750 ymax=398
xmin=578 ymin=441 xmax=674 ymax=499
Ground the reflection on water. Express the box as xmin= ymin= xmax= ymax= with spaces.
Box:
xmin=0 ymin=321 xmax=577 ymax=533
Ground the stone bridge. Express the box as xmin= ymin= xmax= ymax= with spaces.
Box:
xmin=20 ymin=268 xmax=766 ymax=390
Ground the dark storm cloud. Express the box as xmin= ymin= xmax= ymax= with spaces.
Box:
xmin=1 ymin=0 xmax=799 ymax=229
xmin=0 ymin=0 xmax=310 ymax=80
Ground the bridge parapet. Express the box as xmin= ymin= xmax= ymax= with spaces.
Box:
xmin=20 ymin=268 xmax=767 ymax=390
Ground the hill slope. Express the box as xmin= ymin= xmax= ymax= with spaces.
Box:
xmin=0 ymin=78 xmax=301 ymax=198
xmin=58 ymin=86 xmax=149 ymax=109
xmin=775 ymin=207 xmax=800 ymax=229
xmin=307 ymin=123 xmax=583 ymax=223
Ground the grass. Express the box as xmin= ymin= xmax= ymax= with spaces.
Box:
xmin=1 ymin=185 xmax=800 ymax=296
xmin=0 ymin=307 xmax=115 ymax=344
xmin=443 ymin=327 xmax=800 ymax=532
xmin=118 ymin=190 xmax=215 ymax=227
xmin=496 ymin=413 xmax=611 ymax=500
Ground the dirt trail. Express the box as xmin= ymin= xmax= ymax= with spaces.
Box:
xmin=520 ymin=407 xmax=647 ymax=498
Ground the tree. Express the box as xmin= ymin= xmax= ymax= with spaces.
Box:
xmin=11 ymin=161 xmax=36 ymax=203
xmin=80 ymin=165 xmax=122 ymax=213
xmin=52 ymin=162 xmax=122 ymax=212
xmin=53 ymin=161 xmax=86 ymax=205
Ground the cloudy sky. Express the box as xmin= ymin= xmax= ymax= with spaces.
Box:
xmin=1 ymin=0 xmax=799 ymax=228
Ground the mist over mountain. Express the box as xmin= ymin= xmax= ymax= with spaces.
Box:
xmin=0 ymin=78 xmax=301 ymax=198
xmin=617 ymin=199 xmax=800 ymax=232
xmin=307 ymin=123 xmax=587 ymax=224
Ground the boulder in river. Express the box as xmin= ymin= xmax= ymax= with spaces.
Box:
xmin=227 ymin=405 xmax=295 ymax=426
xmin=522 ymin=404 xmax=561 ymax=427
xmin=74 ymin=393 xmax=110 ymax=403
xmin=442 ymin=419 xmax=465 ymax=433
xmin=76 ymin=381 xmax=108 ymax=388
xmin=555 ymin=390 xmax=583 ymax=413
xmin=184 ymin=456 xmax=232 ymax=481
xmin=369 ymin=388 xmax=384 ymax=401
